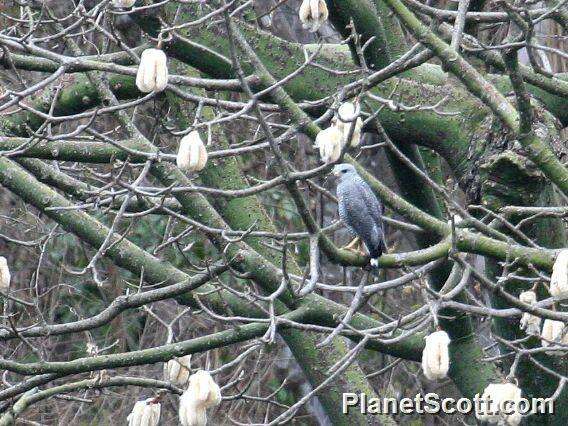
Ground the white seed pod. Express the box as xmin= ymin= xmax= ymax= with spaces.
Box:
xmin=550 ymin=249 xmax=568 ymax=299
xmin=475 ymin=383 xmax=523 ymax=425
xmin=178 ymin=370 xmax=222 ymax=426
xmin=0 ymin=257 xmax=10 ymax=291
xmin=127 ymin=398 xmax=161 ymax=426
xmin=421 ymin=330 xmax=450 ymax=381
xmin=163 ymin=355 xmax=192 ymax=387
xmin=299 ymin=0 xmax=329 ymax=33
xmin=334 ymin=102 xmax=363 ymax=147
xmin=518 ymin=291 xmax=541 ymax=335
xmin=176 ymin=131 xmax=208 ymax=172
xmin=314 ymin=126 xmax=343 ymax=164
xmin=136 ymin=48 xmax=168 ymax=93
xmin=541 ymin=319 xmax=568 ymax=355
xmin=189 ymin=370 xmax=222 ymax=408
xmin=112 ymin=0 xmax=136 ymax=8
xmin=178 ymin=391 xmax=207 ymax=426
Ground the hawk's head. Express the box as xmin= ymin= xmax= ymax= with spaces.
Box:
xmin=332 ymin=163 xmax=356 ymax=179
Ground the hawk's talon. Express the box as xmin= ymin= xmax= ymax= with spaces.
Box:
xmin=342 ymin=237 xmax=366 ymax=257
xmin=342 ymin=237 xmax=360 ymax=251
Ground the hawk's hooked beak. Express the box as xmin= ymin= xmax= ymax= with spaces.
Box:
xmin=332 ymin=165 xmax=341 ymax=176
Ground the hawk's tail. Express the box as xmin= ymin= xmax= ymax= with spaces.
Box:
xmin=369 ymin=258 xmax=381 ymax=277
xmin=369 ymin=238 xmax=387 ymax=271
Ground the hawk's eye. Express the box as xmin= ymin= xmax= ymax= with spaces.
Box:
xmin=341 ymin=170 xmax=347 ymax=174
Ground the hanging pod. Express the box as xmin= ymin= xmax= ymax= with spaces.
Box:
xmin=475 ymin=382 xmax=523 ymax=425
xmin=136 ymin=49 xmax=169 ymax=93
xmin=298 ymin=0 xmax=329 ymax=33
xmin=163 ymin=355 xmax=192 ymax=387
xmin=176 ymin=131 xmax=208 ymax=172
xmin=178 ymin=370 xmax=222 ymax=426
xmin=126 ymin=398 xmax=161 ymax=426
xmin=314 ymin=126 xmax=343 ymax=164
xmin=421 ymin=330 xmax=450 ymax=381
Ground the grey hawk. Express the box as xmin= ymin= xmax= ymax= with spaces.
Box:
xmin=333 ymin=164 xmax=386 ymax=266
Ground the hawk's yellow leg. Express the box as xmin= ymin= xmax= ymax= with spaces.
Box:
xmin=342 ymin=237 xmax=366 ymax=255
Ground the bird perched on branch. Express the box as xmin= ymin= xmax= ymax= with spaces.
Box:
xmin=333 ymin=164 xmax=386 ymax=267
